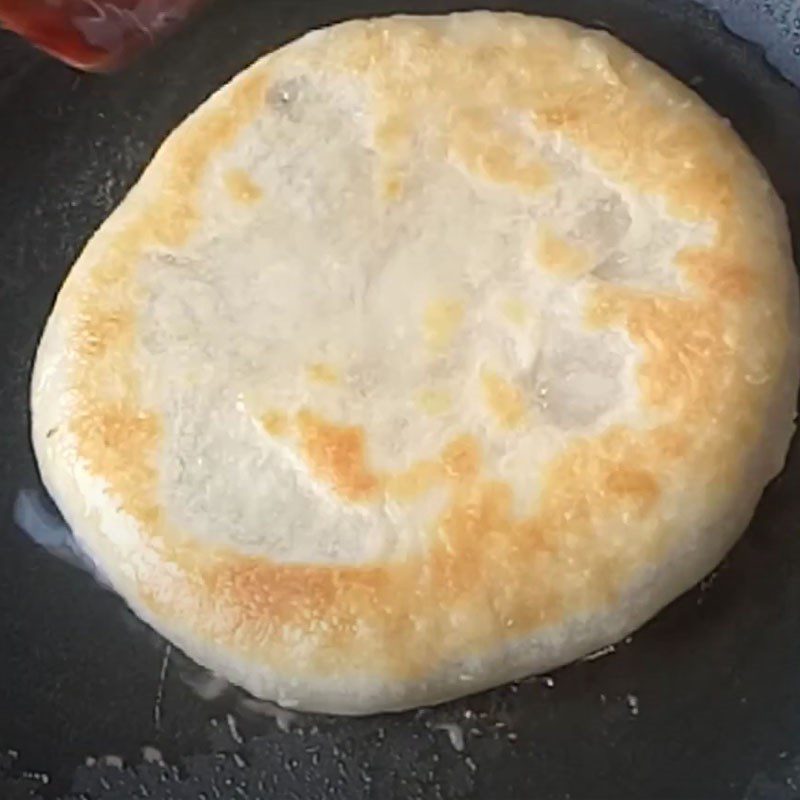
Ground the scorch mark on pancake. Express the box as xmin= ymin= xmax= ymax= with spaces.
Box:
xmin=481 ymin=370 xmax=527 ymax=429
xmin=423 ymin=299 xmax=464 ymax=351
xmin=297 ymin=410 xmax=380 ymax=501
xmin=306 ymin=362 xmax=339 ymax=385
xmin=535 ymin=225 xmax=592 ymax=279
xmin=224 ymin=168 xmax=263 ymax=205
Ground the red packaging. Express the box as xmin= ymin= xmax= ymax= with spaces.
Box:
xmin=0 ymin=0 xmax=202 ymax=71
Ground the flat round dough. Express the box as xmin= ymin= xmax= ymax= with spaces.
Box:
xmin=32 ymin=12 xmax=799 ymax=713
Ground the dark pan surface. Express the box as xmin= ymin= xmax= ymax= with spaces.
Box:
xmin=1 ymin=1 xmax=799 ymax=798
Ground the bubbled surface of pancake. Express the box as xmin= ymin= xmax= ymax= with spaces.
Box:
xmin=31 ymin=13 xmax=798 ymax=713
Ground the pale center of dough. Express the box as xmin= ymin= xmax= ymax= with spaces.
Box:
xmin=137 ymin=71 xmax=707 ymax=563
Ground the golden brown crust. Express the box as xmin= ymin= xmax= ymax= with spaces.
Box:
xmin=536 ymin=226 xmax=592 ymax=278
xmin=223 ymin=167 xmax=264 ymax=205
xmin=32 ymin=13 xmax=797 ymax=705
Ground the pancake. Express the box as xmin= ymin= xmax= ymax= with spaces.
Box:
xmin=31 ymin=12 xmax=799 ymax=714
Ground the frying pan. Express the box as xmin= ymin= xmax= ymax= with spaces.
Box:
xmin=1 ymin=1 xmax=799 ymax=798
